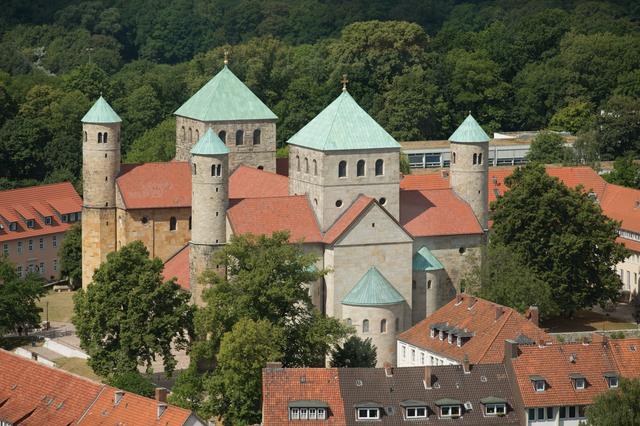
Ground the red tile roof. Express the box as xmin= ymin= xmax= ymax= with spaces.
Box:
xmin=600 ymin=183 xmax=640 ymax=235
xmin=617 ymin=236 xmax=640 ymax=252
xmin=162 ymin=245 xmax=190 ymax=291
xmin=400 ymin=189 xmax=483 ymax=237
xmin=262 ymin=367 xmax=345 ymax=425
xmin=228 ymin=196 xmax=323 ymax=243
xmin=398 ymin=294 xmax=550 ymax=364
xmin=608 ymin=338 xmax=640 ymax=379
xmin=229 ymin=165 xmax=289 ymax=199
xmin=0 ymin=182 xmax=82 ymax=243
xmin=400 ymin=173 xmax=449 ymax=191
xmin=323 ymin=195 xmax=374 ymax=244
xmin=511 ymin=341 xmax=618 ymax=407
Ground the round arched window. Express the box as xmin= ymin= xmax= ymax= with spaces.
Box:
xmin=335 ymin=200 xmax=343 ymax=208
xmin=379 ymin=197 xmax=387 ymax=206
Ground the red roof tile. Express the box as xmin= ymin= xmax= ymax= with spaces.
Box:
xmin=608 ymin=338 xmax=640 ymax=379
xmin=600 ymin=183 xmax=640 ymax=234
xmin=400 ymin=189 xmax=483 ymax=237
xmin=0 ymin=182 xmax=81 ymax=243
xmin=323 ymin=196 xmax=374 ymax=244
xmin=162 ymin=245 xmax=190 ymax=291
xmin=228 ymin=196 xmax=322 ymax=243
xmin=617 ymin=236 xmax=640 ymax=252
xmin=398 ymin=294 xmax=550 ymax=364
xmin=229 ymin=165 xmax=289 ymax=199
xmin=400 ymin=173 xmax=449 ymax=191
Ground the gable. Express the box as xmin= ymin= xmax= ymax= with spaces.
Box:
xmin=334 ymin=202 xmax=413 ymax=247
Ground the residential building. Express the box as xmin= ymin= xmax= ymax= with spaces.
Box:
xmin=0 ymin=182 xmax=81 ymax=282
xmin=397 ymin=294 xmax=549 ymax=367
xmin=0 ymin=349 xmax=204 ymax=425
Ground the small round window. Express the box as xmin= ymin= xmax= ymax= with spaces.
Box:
xmin=335 ymin=200 xmax=343 ymax=208
xmin=459 ymin=247 xmax=466 ymax=254
xmin=141 ymin=216 xmax=149 ymax=224
xmin=379 ymin=197 xmax=387 ymax=206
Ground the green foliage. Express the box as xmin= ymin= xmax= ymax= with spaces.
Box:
xmin=549 ymin=100 xmax=594 ymax=133
xmin=526 ymin=131 xmax=571 ymax=164
xmin=400 ymin=152 xmax=411 ymax=175
xmin=604 ymin=156 xmax=640 ymax=189
xmin=125 ymin=118 xmax=176 ymax=163
xmin=631 ymin=291 xmax=640 ymax=325
xmin=490 ymin=163 xmax=628 ymax=317
xmin=59 ymin=224 xmax=82 ymax=288
xmin=0 ymin=256 xmax=45 ymax=335
xmin=107 ymin=371 xmax=155 ymax=398
xmin=72 ymin=241 xmax=194 ymax=377
xmin=597 ymin=95 xmax=640 ymax=160
xmin=585 ymin=378 xmax=640 ymax=425
xmin=168 ymin=365 xmax=206 ymax=413
xmin=330 ymin=335 xmax=377 ymax=368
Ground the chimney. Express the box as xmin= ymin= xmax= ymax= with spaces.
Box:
xmin=526 ymin=306 xmax=539 ymax=326
xmin=462 ymin=354 xmax=471 ymax=374
xmin=265 ymin=361 xmax=282 ymax=370
xmin=155 ymin=387 xmax=167 ymax=403
xmin=468 ymin=297 xmax=477 ymax=309
xmin=495 ymin=306 xmax=503 ymax=320
xmin=114 ymin=390 xmax=124 ymax=406
xmin=157 ymin=403 xmax=168 ymax=419
xmin=504 ymin=340 xmax=519 ymax=360
xmin=456 ymin=294 xmax=463 ymax=304
xmin=423 ymin=366 xmax=433 ymax=389
xmin=384 ymin=362 xmax=394 ymax=377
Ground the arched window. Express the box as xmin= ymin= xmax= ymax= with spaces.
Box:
xmin=296 ymin=155 xmax=300 ymax=172
xmin=189 ymin=128 xmax=193 ymax=144
xmin=211 ymin=164 xmax=216 ymax=176
xmin=84 ymin=131 xmax=87 ymax=142
xmin=98 ymin=132 xmax=103 ymax=143
xmin=338 ymin=160 xmax=347 ymax=178
xmin=192 ymin=163 xmax=197 ymax=175
xmin=473 ymin=153 xmax=477 ymax=165
xmin=181 ymin=126 xmax=185 ymax=142
xmin=217 ymin=164 xmax=221 ymax=176
xmin=189 ymin=216 xmax=192 ymax=230
xmin=305 ymin=158 xmax=309 ymax=173
xmin=478 ymin=153 xmax=483 ymax=165
xmin=169 ymin=216 xmax=177 ymax=231
xmin=195 ymin=129 xmax=199 ymax=141
xmin=452 ymin=152 xmax=456 ymax=164
xmin=357 ymin=159 xmax=365 ymax=176
xmin=395 ymin=317 xmax=400 ymax=332
xmin=313 ymin=159 xmax=318 ymax=175
xmin=380 ymin=319 xmax=387 ymax=333
xmin=103 ymin=132 xmax=108 ymax=144
xmin=218 ymin=130 xmax=226 ymax=144
xmin=375 ymin=159 xmax=384 ymax=176
xmin=362 ymin=319 xmax=369 ymax=333
xmin=253 ymin=129 xmax=261 ymax=145
xmin=235 ymin=129 xmax=244 ymax=145
xmin=346 ymin=318 xmax=352 ymax=326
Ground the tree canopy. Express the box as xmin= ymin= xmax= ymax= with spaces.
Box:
xmin=330 ymin=335 xmax=377 ymax=368
xmin=0 ymin=257 xmax=45 ymax=335
xmin=58 ymin=223 xmax=82 ymax=288
xmin=585 ymin=378 xmax=640 ymax=426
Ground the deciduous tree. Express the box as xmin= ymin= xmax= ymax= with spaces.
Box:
xmin=59 ymin=224 xmax=82 ymax=288
xmin=585 ymin=378 xmax=640 ymax=426
xmin=0 ymin=257 xmax=45 ymax=335
xmin=330 ymin=335 xmax=377 ymax=368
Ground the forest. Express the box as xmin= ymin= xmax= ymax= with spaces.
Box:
xmin=0 ymin=0 xmax=638 ymax=190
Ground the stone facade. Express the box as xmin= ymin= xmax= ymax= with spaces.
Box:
xmin=450 ymin=141 xmax=489 ymax=229
xmin=175 ymin=116 xmax=276 ymax=172
xmin=411 ymin=268 xmax=449 ymax=323
xmin=81 ymin=207 xmax=116 ymax=287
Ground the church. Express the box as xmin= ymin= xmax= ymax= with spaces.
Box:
xmin=80 ymin=60 xmax=489 ymax=366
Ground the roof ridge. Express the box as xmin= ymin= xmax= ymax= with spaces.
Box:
xmin=322 ymin=92 xmax=347 ymax=150
xmin=478 ymin=309 xmax=513 ymax=363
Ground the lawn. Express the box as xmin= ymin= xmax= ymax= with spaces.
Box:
xmin=544 ymin=309 xmax=638 ymax=333
xmin=37 ymin=290 xmax=76 ymax=323
xmin=55 ymin=357 xmax=102 ymax=381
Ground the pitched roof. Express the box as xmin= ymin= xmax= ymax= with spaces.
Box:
xmin=400 ymin=189 xmax=483 ymax=237
xmin=162 ymin=245 xmax=190 ymax=291
xmin=81 ymin=96 xmax=122 ymax=123
xmin=174 ymin=65 xmax=277 ymax=122
xmin=600 ymin=183 xmax=640 ymax=235
xmin=448 ymin=114 xmax=490 ymax=143
xmin=287 ymin=91 xmax=400 ymax=152
xmin=510 ymin=341 xmax=618 ymax=407
xmin=342 ymin=267 xmax=405 ymax=306
xmin=608 ymin=338 xmax=640 ymax=378
xmin=227 ymin=196 xmax=322 ymax=243
xmin=228 ymin=165 xmax=289 ymax=199
xmin=413 ymin=246 xmax=444 ymax=271
xmin=0 ymin=182 xmax=82 ymax=242
xmin=190 ymin=128 xmax=229 ymax=156
xmin=323 ymin=195 xmax=374 ymax=244
xmin=398 ymin=294 xmax=550 ymax=364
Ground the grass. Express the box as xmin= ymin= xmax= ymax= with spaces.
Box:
xmin=544 ymin=309 xmax=638 ymax=333
xmin=37 ymin=290 xmax=76 ymax=323
xmin=55 ymin=357 xmax=102 ymax=381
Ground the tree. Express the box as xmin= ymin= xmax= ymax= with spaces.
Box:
xmin=107 ymin=371 xmax=155 ymax=398
xmin=124 ymin=118 xmax=176 ymax=163
xmin=526 ymin=131 xmax=571 ymax=164
xmin=330 ymin=335 xmax=377 ymax=368
xmin=204 ymin=318 xmax=283 ymax=425
xmin=72 ymin=241 xmax=193 ymax=377
xmin=584 ymin=378 xmax=640 ymax=426
xmin=59 ymin=224 xmax=82 ymax=288
xmin=490 ymin=163 xmax=628 ymax=317
xmin=549 ymin=100 xmax=594 ymax=134
xmin=631 ymin=291 xmax=640 ymax=326
xmin=0 ymin=257 xmax=45 ymax=335
xmin=604 ymin=156 xmax=640 ymax=189
xmin=597 ymin=95 xmax=640 ymax=160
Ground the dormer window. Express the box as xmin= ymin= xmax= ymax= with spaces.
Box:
xmin=447 ymin=333 xmax=453 ymax=344
xmin=9 ymin=222 xmax=18 ymax=231
xmin=61 ymin=214 xmax=68 ymax=223
xmin=289 ymin=401 xmax=328 ymax=420
xmin=439 ymin=330 xmax=444 ymax=340
xmin=456 ymin=336 xmax=462 ymax=347
xmin=44 ymin=216 xmax=52 ymax=225
xmin=604 ymin=373 xmax=618 ymax=388
xmin=430 ymin=329 xmax=435 ymax=338
xmin=530 ymin=376 xmax=546 ymax=392
xmin=26 ymin=219 xmax=35 ymax=228
xmin=575 ymin=378 xmax=585 ymax=389
xmin=356 ymin=408 xmax=380 ymax=420
xmin=406 ymin=407 xmax=427 ymax=419
xmin=437 ymin=400 xmax=461 ymax=419
xmin=481 ymin=397 xmax=507 ymax=416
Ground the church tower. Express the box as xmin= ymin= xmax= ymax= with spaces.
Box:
xmin=188 ymin=128 xmax=230 ymax=305
xmin=81 ymin=96 xmax=122 ymax=288
xmin=449 ymin=114 xmax=490 ymax=230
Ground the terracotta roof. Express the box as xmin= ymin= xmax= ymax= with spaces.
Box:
xmin=600 ymin=183 xmax=640 ymax=234
xmin=510 ymin=341 xmax=618 ymax=407
xmin=617 ymin=236 xmax=640 ymax=252
xmin=0 ymin=182 xmax=81 ymax=243
xmin=400 ymin=173 xmax=449 ymax=191
xmin=608 ymin=338 xmax=640 ymax=379
xmin=400 ymin=189 xmax=483 ymax=237
xmin=398 ymin=294 xmax=550 ymax=364
xmin=228 ymin=165 xmax=289 ymax=199
xmin=228 ymin=196 xmax=322 ymax=243
xmin=162 ymin=245 xmax=190 ymax=291
xmin=323 ymin=196 xmax=374 ymax=244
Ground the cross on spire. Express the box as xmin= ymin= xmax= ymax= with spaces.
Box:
xmin=224 ymin=50 xmax=229 ymax=65
xmin=341 ymin=74 xmax=349 ymax=92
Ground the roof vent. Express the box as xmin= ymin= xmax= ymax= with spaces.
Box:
xmin=355 ymin=379 xmax=363 ymax=387
xmin=10 ymin=384 xmax=17 ymax=390
xmin=480 ymin=376 xmax=487 ymax=383
xmin=385 ymin=406 xmax=395 ymax=416
xmin=636 ymin=200 xmax=640 ymax=208
xmin=464 ymin=401 xmax=473 ymax=410
xmin=114 ymin=390 xmax=125 ymax=406
xmin=300 ymin=375 xmax=306 ymax=384
xmin=569 ymin=353 xmax=577 ymax=363
xmin=630 ymin=345 xmax=637 ymax=352
xmin=492 ymin=176 xmax=498 ymax=186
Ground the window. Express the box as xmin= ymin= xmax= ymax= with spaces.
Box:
xmin=538 ymin=407 xmax=545 ymax=420
xmin=290 ymin=408 xmax=299 ymax=420
xmin=53 ymin=259 xmax=57 ymax=271
xmin=313 ymin=159 xmax=318 ymax=175
xmin=338 ymin=160 xmax=347 ymax=178
xmin=574 ymin=378 xmax=585 ymax=390
xmin=375 ymin=159 xmax=384 ymax=176
xmin=189 ymin=216 xmax=192 ymax=230
xmin=253 ymin=129 xmax=261 ymax=145
xmin=578 ymin=406 xmax=586 ymax=418
xmin=456 ymin=336 xmax=462 ymax=347
xmin=478 ymin=152 xmax=482 ymax=164
xmin=420 ymin=353 xmax=425 ymax=364
xmin=447 ymin=333 xmax=453 ymax=344
xmin=84 ymin=131 xmax=87 ymax=142
xmin=28 ymin=239 xmax=33 ymax=251
xmin=296 ymin=155 xmax=300 ymax=172
xmin=9 ymin=222 xmax=18 ymax=231
xmin=560 ymin=406 xmax=566 ymax=419
xmin=98 ymin=132 xmax=103 ymax=143
xmin=17 ymin=266 xmax=22 ymax=277
xmin=300 ymin=408 xmax=308 ymax=419
xmin=305 ymin=158 xmax=309 ymax=173
xmin=534 ymin=380 xmax=546 ymax=392
xmin=193 ymin=163 xmax=197 ymax=175
xmin=39 ymin=238 xmax=44 ymax=249
xmin=357 ymin=408 xmax=379 ymax=420
xmin=181 ymin=126 xmax=185 ymax=142
xmin=357 ymin=160 xmax=365 ymax=176
xmin=607 ymin=376 xmax=619 ymax=388
xmin=547 ymin=407 xmax=554 ymax=419
xmin=440 ymin=405 xmax=461 ymax=418
xmin=195 ymin=129 xmax=199 ymax=141
xmin=26 ymin=219 xmax=35 ymax=228
xmin=473 ymin=153 xmax=477 ymax=165
xmin=39 ymin=262 xmax=44 ymax=275
xmin=104 ymin=132 xmax=108 ymax=143
xmin=2 ymin=243 xmax=7 ymax=256
xmin=485 ymin=403 xmax=506 ymax=416
xmin=189 ymin=128 xmax=193 ymax=144
xmin=362 ymin=319 xmax=369 ymax=333
xmin=411 ymin=349 xmax=415 ymax=361
xmin=218 ymin=130 xmax=226 ymax=144
xmin=430 ymin=329 xmax=436 ymax=338
xmin=427 ymin=279 xmax=432 ymax=289
xmin=169 ymin=217 xmax=177 ymax=231
xmin=52 ymin=236 xmax=57 ymax=248
xmin=235 ymin=129 xmax=244 ymax=145
xmin=396 ymin=317 xmax=400 ymax=332
xmin=406 ymin=407 xmax=427 ymax=419
xmin=335 ymin=200 xmax=343 ymax=208
xmin=45 ymin=216 xmax=52 ymax=225
xmin=61 ymin=214 xmax=68 ymax=223
xmin=452 ymin=152 xmax=456 ymax=164
xmin=379 ymin=197 xmax=386 ymax=206
xmin=569 ymin=406 xmax=576 ymax=418
xmin=380 ymin=319 xmax=387 ymax=333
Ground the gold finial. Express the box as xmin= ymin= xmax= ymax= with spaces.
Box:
xmin=468 ymin=110 xmax=472 ymax=116
xmin=223 ymin=50 xmax=229 ymax=65
xmin=341 ymin=74 xmax=349 ymax=92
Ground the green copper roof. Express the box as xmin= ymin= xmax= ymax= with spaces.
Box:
xmin=174 ymin=65 xmax=277 ymax=122
xmin=448 ymin=114 xmax=490 ymax=143
xmin=287 ymin=91 xmax=400 ymax=151
xmin=190 ymin=128 xmax=230 ymax=156
xmin=81 ymin=96 xmax=121 ymax=123
xmin=342 ymin=267 xmax=405 ymax=306
xmin=412 ymin=246 xmax=444 ymax=271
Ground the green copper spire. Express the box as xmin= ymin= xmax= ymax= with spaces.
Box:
xmin=412 ymin=246 xmax=444 ymax=271
xmin=448 ymin=113 xmax=490 ymax=143
xmin=191 ymin=128 xmax=230 ymax=156
xmin=174 ymin=66 xmax=277 ymax=122
xmin=81 ymin=96 xmax=121 ymax=123
xmin=287 ymin=91 xmax=400 ymax=151
xmin=342 ymin=267 xmax=405 ymax=306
